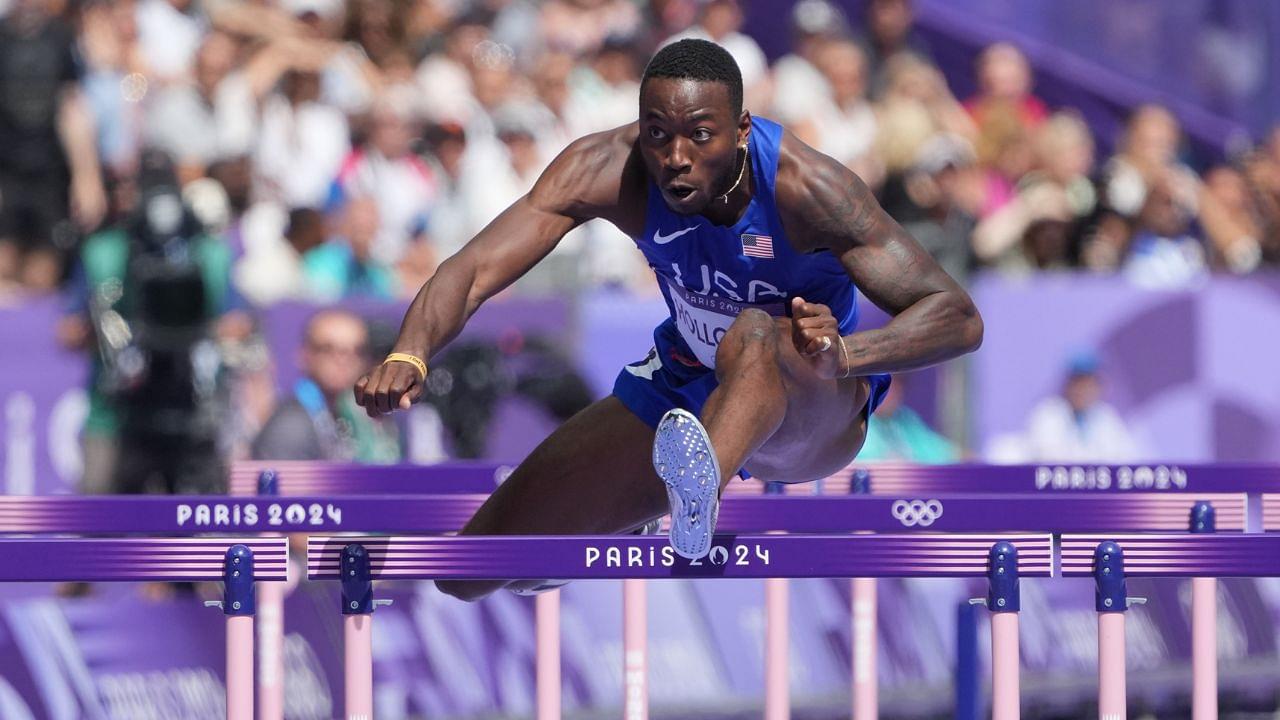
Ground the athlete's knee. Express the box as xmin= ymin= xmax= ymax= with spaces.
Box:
xmin=718 ymin=309 xmax=778 ymax=365
xmin=716 ymin=309 xmax=781 ymax=380
xmin=435 ymin=579 xmax=494 ymax=603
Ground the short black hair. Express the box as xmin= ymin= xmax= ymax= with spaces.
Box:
xmin=642 ymin=39 xmax=743 ymax=116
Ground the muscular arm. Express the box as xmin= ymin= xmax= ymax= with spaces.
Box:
xmin=357 ymin=126 xmax=644 ymax=415
xmin=777 ymin=134 xmax=983 ymax=375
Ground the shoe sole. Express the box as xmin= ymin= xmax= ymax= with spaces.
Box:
xmin=653 ymin=408 xmax=721 ymax=559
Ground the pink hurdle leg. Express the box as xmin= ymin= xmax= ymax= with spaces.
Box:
xmin=1192 ymin=578 xmax=1218 ymax=720
xmin=990 ymin=612 xmax=1020 ymax=720
xmin=764 ymin=578 xmax=789 ymax=720
xmin=1098 ymin=612 xmax=1126 ymax=720
xmin=623 ymin=579 xmax=648 ymax=720
xmin=851 ymin=578 xmax=877 ymax=720
xmin=536 ymin=590 xmax=561 ymax=720
xmin=226 ymin=615 xmax=255 ymax=720
xmin=257 ymin=581 xmax=285 ymax=720
xmin=345 ymin=614 xmax=374 ymax=720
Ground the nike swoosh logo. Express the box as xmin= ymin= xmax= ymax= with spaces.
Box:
xmin=653 ymin=227 xmax=696 ymax=244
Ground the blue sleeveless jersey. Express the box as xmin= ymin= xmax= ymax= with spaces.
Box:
xmin=613 ymin=116 xmax=890 ymax=449
xmin=636 ymin=116 xmax=859 ymax=368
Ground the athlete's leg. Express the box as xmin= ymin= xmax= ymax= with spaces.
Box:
xmin=698 ymin=309 xmax=872 ymax=484
xmin=436 ymin=396 xmax=667 ymax=602
xmin=696 ymin=308 xmax=788 ymax=489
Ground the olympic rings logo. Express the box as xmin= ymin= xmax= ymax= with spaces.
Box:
xmin=891 ymin=499 xmax=944 ymax=527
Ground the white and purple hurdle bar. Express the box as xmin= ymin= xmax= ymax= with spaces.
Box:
xmin=228 ymin=460 xmax=1259 ymax=720
xmin=309 ymin=533 xmax=1052 ymax=720
xmin=0 ymin=537 xmax=287 ymax=720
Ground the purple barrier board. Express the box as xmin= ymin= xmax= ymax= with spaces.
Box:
xmin=846 ymin=462 xmax=1280 ymax=494
xmin=0 ymin=538 xmax=286 ymax=582
xmin=229 ymin=461 xmax=507 ymax=496
xmin=237 ymin=460 xmax=1280 ymax=498
xmin=0 ymin=493 xmax=1246 ymax=534
xmin=308 ymin=534 xmax=1053 ymax=580
xmin=1062 ymin=534 xmax=1280 ymax=577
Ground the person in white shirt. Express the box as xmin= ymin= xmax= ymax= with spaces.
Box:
xmin=1024 ymin=352 xmax=1142 ymax=462
xmin=253 ymin=68 xmax=350 ymax=208
xmin=664 ymin=0 xmax=770 ymax=111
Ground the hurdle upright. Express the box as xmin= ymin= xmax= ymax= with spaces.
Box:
xmin=1062 ymin=532 xmax=1280 ymax=719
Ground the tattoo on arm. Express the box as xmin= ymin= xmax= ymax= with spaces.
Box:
xmin=785 ymin=140 xmax=983 ymax=373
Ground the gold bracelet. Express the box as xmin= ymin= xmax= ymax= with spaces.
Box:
xmin=838 ymin=338 xmax=853 ymax=379
xmin=383 ymin=352 xmax=428 ymax=380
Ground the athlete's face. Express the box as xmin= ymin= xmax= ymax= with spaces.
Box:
xmin=639 ymin=78 xmax=750 ymax=215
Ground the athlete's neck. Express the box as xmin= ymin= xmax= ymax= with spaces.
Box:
xmin=700 ymin=152 xmax=753 ymax=227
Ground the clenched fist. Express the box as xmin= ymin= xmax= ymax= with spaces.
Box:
xmin=790 ymin=296 xmax=848 ymax=380
xmin=354 ymin=357 xmax=425 ymax=417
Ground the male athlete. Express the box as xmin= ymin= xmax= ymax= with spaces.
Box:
xmin=355 ymin=39 xmax=982 ymax=601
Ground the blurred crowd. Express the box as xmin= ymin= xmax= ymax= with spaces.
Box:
xmin=1 ymin=0 xmax=1279 ymax=303
xmin=3 ymin=0 xmax=1279 ymax=488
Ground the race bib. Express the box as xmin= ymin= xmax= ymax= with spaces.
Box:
xmin=667 ymin=282 xmax=786 ymax=369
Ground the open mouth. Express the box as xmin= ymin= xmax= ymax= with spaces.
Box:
xmin=666 ymin=185 xmax=696 ymax=201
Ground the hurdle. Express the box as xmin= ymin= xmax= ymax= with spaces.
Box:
xmin=1062 ymin=531 xmax=1280 ymax=720
xmin=232 ymin=461 xmax=1280 ymax=499
xmin=308 ymin=533 xmax=1052 ymax=720
xmin=0 ymin=537 xmax=287 ymax=720
xmin=220 ymin=461 xmax=1264 ymax=717
xmin=827 ymin=464 xmax=1259 ymax=720
xmin=0 ymin=492 xmax=1248 ymax=534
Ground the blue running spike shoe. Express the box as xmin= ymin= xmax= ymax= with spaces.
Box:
xmin=653 ymin=408 xmax=722 ymax=559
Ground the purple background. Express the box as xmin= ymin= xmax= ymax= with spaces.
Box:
xmin=970 ymin=274 xmax=1280 ymax=462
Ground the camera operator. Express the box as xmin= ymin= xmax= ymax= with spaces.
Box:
xmin=63 ymin=149 xmax=244 ymax=494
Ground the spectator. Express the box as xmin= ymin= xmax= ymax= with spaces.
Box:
xmin=973 ymin=101 xmax=1035 ymax=217
xmin=857 ymin=376 xmax=956 ymax=463
xmin=539 ymin=0 xmax=641 ymax=58
xmin=421 ymin=121 xmax=475 ymax=260
xmin=973 ymin=112 xmax=1097 ymax=270
xmin=1086 ymin=105 xmax=1200 ymax=275
xmin=809 ymin=38 xmax=881 ymax=185
xmin=79 ymin=0 xmax=147 ymax=171
xmin=252 ymin=309 xmax=400 ymax=462
xmin=329 ymin=91 xmax=438 ymax=265
xmin=964 ymin=43 xmax=1048 ymax=129
xmin=855 ymin=0 xmax=931 ymax=99
xmin=252 ymin=43 xmax=351 ymax=208
xmin=1024 ymin=352 xmax=1142 ymax=462
xmin=234 ymin=206 xmax=324 ymax=305
xmin=1193 ymin=164 xmax=1263 ymax=273
xmin=303 ymin=196 xmax=397 ymax=301
xmin=1123 ymin=171 xmax=1207 ymax=288
xmin=1241 ymin=125 xmax=1280 ymax=266
xmin=894 ymin=133 xmax=983 ymax=284
xmin=144 ymin=31 xmax=256 ymax=180
xmin=877 ymin=52 xmax=977 ymax=148
xmin=134 ymin=0 xmax=205 ymax=82
xmin=665 ymin=0 xmax=770 ymax=112
xmin=0 ymin=0 xmax=107 ymax=292
xmin=416 ymin=9 xmax=490 ymax=126
xmin=565 ymin=38 xmax=642 ymax=138
xmin=528 ymin=50 xmax=577 ymax=145
xmin=772 ymin=0 xmax=845 ymax=128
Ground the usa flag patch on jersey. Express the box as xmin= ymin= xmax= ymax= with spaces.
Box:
xmin=741 ymin=233 xmax=774 ymax=259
